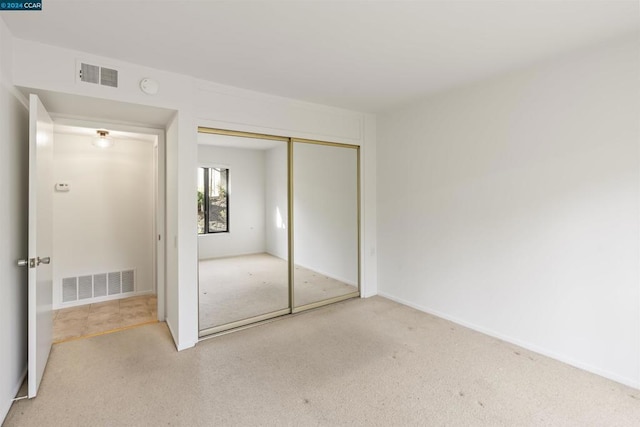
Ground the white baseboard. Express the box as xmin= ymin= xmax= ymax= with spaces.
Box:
xmin=198 ymin=251 xmax=265 ymax=262
xmin=165 ymin=318 xmax=179 ymax=350
xmin=176 ymin=340 xmax=197 ymax=351
xmin=1 ymin=366 xmax=27 ymax=425
xmin=54 ymin=290 xmax=154 ymax=310
xmin=378 ymin=291 xmax=640 ymax=390
xmin=361 ymin=289 xmax=378 ymax=298
xmin=14 ymin=368 xmax=27 ymax=399
xmin=201 ymin=252 xmax=359 ymax=287
xmin=294 ymin=262 xmax=358 ymax=288
xmin=165 ymin=319 xmax=197 ymax=352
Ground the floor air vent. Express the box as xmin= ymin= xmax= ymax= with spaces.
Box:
xmin=62 ymin=269 xmax=135 ymax=303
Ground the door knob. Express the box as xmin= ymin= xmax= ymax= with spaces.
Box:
xmin=17 ymin=258 xmax=36 ymax=268
xmin=17 ymin=257 xmax=50 ymax=268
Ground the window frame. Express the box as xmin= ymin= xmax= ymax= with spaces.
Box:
xmin=198 ymin=166 xmax=229 ymax=234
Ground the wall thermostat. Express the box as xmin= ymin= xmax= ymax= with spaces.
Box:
xmin=140 ymin=78 xmax=159 ymax=95
xmin=55 ymin=183 xmax=70 ymax=192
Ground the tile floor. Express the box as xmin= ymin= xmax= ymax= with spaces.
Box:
xmin=53 ymin=294 xmax=157 ymax=343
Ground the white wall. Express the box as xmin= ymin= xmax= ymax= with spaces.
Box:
xmin=0 ymin=17 xmax=29 ymax=423
xmin=52 ymin=133 xmax=155 ymax=308
xmin=164 ymin=113 xmax=180 ymax=345
xmin=198 ymin=145 xmax=266 ymax=259
xmin=294 ymin=143 xmax=359 ymax=286
xmin=377 ymin=37 xmax=640 ymax=387
xmin=9 ymin=36 xmax=377 ymax=352
xmin=265 ymin=144 xmax=289 ymax=260
xmin=362 ymin=114 xmax=377 ymax=297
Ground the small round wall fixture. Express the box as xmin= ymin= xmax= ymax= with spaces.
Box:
xmin=140 ymin=78 xmax=159 ymax=95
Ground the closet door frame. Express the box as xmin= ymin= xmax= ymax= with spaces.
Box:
xmin=197 ymin=127 xmax=361 ymax=338
xmin=290 ymin=138 xmax=361 ymax=313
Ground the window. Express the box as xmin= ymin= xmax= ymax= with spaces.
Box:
xmin=198 ymin=167 xmax=229 ymax=234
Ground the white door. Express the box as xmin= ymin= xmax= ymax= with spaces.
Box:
xmin=27 ymin=94 xmax=54 ymax=398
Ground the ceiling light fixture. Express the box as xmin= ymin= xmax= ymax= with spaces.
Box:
xmin=93 ymin=129 xmax=114 ymax=148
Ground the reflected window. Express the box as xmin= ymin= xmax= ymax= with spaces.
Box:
xmin=198 ymin=167 xmax=229 ymax=234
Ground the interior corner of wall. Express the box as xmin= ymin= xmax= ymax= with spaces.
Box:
xmin=361 ymin=283 xmax=378 ymax=298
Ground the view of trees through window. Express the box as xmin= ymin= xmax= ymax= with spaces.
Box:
xmin=198 ymin=167 xmax=229 ymax=234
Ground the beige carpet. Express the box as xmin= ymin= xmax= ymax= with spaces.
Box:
xmin=6 ymin=296 xmax=640 ymax=426
xmin=199 ymin=253 xmax=357 ymax=330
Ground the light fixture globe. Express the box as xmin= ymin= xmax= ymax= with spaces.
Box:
xmin=93 ymin=129 xmax=114 ymax=148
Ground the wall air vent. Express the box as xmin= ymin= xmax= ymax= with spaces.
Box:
xmin=79 ymin=63 xmax=100 ymax=84
xmin=62 ymin=277 xmax=78 ymax=303
xmin=94 ymin=273 xmax=107 ymax=297
xmin=78 ymin=275 xmax=93 ymax=300
xmin=108 ymin=271 xmax=122 ymax=295
xmin=122 ymin=270 xmax=134 ymax=293
xmin=100 ymin=67 xmax=118 ymax=87
xmin=77 ymin=61 xmax=119 ymax=88
xmin=60 ymin=269 xmax=135 ymax=304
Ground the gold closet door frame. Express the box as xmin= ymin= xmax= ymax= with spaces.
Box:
xmin=197 ymin=127 xmax=361 ymax=338
xmin=289 ymin=137 xmax=361 ymax=313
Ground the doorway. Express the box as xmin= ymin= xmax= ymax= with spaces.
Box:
xmin=49 ymin=121 xmax=165 ymax=342
xmin=197 ymin=128 xmax=360 ymax=337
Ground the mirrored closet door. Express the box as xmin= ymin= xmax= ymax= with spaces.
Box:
xmin=197 ymin=130 xmax=290 ymax=335
xmin=292 ymin=140 xmax=360 ymax=310
xmin=197 ymin=128 xmax=360 ymax=337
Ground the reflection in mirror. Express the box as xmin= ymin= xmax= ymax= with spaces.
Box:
xmin=197 ymin=133 xmax=289 ymax=332
xmin=293 ymin=142 xmax=359 ymax=308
